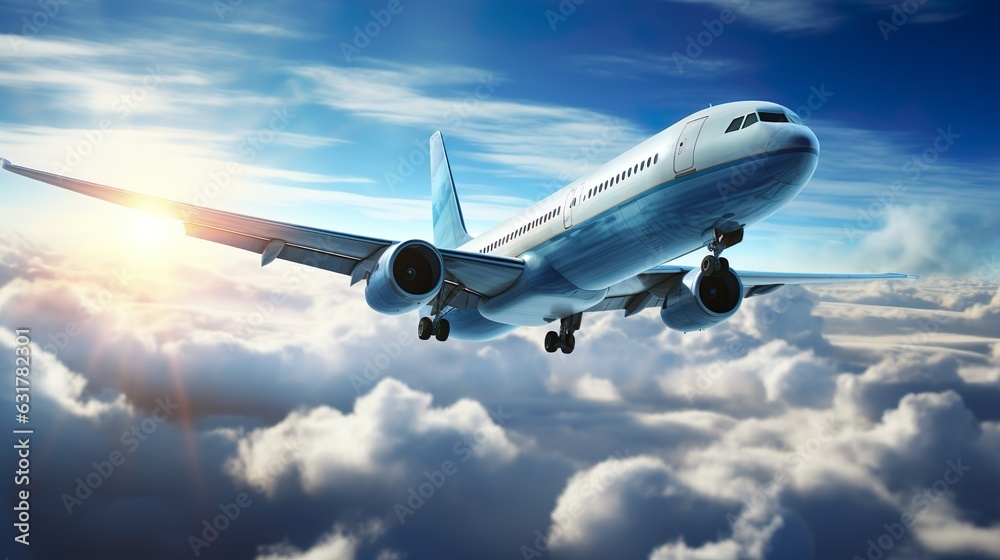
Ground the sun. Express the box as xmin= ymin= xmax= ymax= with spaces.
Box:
xmin=128 ymin=212 xmax=177 ymax=247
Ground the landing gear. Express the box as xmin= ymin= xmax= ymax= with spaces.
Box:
xmin=702 ymin=227 xmax=742 ymax=277
xmin=418 ymin=317 xmax=433 ymax=340
xmin=544 ymin=313 xmax=582 ymax=354
xmin=700 ymin=255 xmax=730 ymax=277
xmin=435 ymin=318 xmax=450 ymax=342
xmin=417 ymin=316 xmax=450 ymax=342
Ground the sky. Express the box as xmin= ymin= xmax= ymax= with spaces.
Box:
xmin=0 ymin=0 xmax=999 ymax=559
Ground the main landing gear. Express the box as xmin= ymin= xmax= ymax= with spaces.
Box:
xmin=418 ymin=290 xmax=451 ymax=341
xmin=417 ymin=316 xmax=450 ymax=341
xmin=544 ymin=312 xmax=582 ymax=354
xmin=701 ymin=227 xmax=743 ymax=277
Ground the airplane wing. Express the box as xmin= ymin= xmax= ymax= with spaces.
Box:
xmin=0 ymin=159 xmax=523 ymax=305
xmin=589 ymin=264 xmax=917 ymax=316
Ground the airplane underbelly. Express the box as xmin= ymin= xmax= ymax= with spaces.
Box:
xmin=477 ymin=251 xmax=606 ymax=327
xmin=435 ymin=307 xmax=518 ymax=341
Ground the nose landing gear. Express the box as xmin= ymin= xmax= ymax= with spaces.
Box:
xmin=701 ymin=227 xmax=743 ymax=277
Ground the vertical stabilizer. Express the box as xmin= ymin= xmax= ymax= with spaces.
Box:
xmin=430 ymin=132 xmax=473 ymax=249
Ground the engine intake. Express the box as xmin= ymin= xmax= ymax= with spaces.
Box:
xmin=660 ymin=267 xmax=743 ymax=332
xmin=365 ymin=240 xmax=444 ymax=315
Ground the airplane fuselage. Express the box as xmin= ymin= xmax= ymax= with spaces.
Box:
xmin=443 ymin=101 xmax=820 ymax=339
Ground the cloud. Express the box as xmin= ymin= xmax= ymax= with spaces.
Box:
xmin=664 ymin=0 xmax=844 ymax=33
xmin=255 ymin=521 xmax=385 ymax=560
xmin=569 ymin=51 xmax=745 ymax=79
xmin=288 ymin=61 xmax=647 ymax=180
xmin=663 ymin=0 xmax=970 ymax=34
xmin=224 ymin=378 xmax=518 ymax=495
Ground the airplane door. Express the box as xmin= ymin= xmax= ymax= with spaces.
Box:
xmin=673 ymin=116 xmax=707 ymax=175
xmin=563 ymin=185 xmax=578 ymax=229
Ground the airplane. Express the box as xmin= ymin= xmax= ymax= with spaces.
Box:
xmin=2 ymin=100 xmax=915 ymax=354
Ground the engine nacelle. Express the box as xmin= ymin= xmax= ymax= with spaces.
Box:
xmin=365 ymin=240 xmax=444 ymax=315
xmin=660 ymin=267 xmax=743 ymax=332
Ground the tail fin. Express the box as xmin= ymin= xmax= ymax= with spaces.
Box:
xmin=429 ymin=132 xmax=473 ymax=249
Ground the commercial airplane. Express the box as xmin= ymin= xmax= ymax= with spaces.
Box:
xmin=2 ymin=100 xmax=914 ymax=354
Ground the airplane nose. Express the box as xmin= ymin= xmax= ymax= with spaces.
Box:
xmin=765 ymin=126 xmax=819 ymax=185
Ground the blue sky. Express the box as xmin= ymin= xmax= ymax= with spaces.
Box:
xmin=1 ymin=1 xmax=999 ymax=560
xmin=1 ymin=0 xmax=997 ymax=273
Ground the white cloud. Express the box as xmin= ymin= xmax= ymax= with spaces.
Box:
xmin=288 ymin=62 xmax=647 ymax=180
xmin=224 ymin=378 xmax=518 ymax=495
xmin=255 ymin=521 xmax=384 ymax=560
xmin=648 ymin=512 xmax=782 ymax=560
xmin=548 ymin=454 xmax=669 ymax=548
xmin=570 ymin=51 xmax=745 ymax=79
xmin=664 ymin=0 xmax=843 ymax=33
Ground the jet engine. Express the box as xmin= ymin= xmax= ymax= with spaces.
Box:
xmin=660 ymin=267 xmax=743 ymax=332
xmin=365 ymin=240 xmax=444 ymax=315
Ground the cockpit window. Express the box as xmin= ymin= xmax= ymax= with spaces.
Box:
xmin=758 ymin=111 xmax=789 ymax=123
xmin=725 ymin=116 xmax=744 ymax=133
xmin=742 ymin=112 xmax=758 ymax=129
xmin=786 ymin=112 xmax=804 ymax=125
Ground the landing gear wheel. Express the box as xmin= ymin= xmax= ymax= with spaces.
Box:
xmin=701 ymin=255 xmax=720 ymax=276
xmin=417 ymin=317 xmax=433 ymax=340
xmin=560 ymin=333 xmax=576 ymax=354
xmin=544 ymin=331 xmax=560 ymax=353
xmin=435 ymin=319 xmax=450 ymax=342
xmin=543 ymin=313 xmax=583 ymax=355
xmin=719 ymin=257 xmax=730 ymax=274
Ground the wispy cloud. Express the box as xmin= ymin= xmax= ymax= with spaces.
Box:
xmin=569 ymin=51 xmax=746 ymax=79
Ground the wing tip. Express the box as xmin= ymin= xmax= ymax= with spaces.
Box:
xmin=1 ymin=157 xmax=10 ymax=169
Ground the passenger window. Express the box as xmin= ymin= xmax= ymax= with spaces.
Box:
xmin=742 ymin=113 xmax=758 ymax=128
xmin=654 ymin=153 xmax=658 ymax=164
xmin=725 ymin=116 xmax=744 ymax=133
xmin=640 ymin=161 xmax=645 ymax=171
